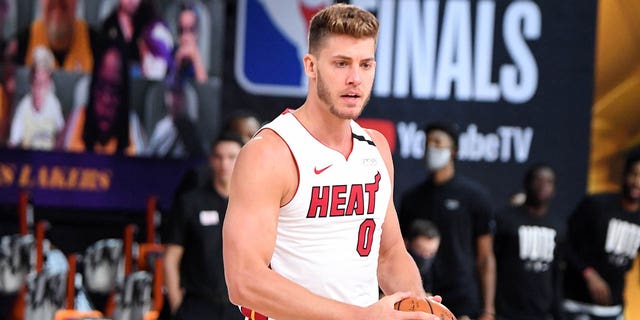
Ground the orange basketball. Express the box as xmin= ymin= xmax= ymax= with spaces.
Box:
xmin=394 ymin=297 xmax=457 ymax=320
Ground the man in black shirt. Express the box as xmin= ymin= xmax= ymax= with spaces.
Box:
xmin=400 ymin=121 xmax=496 ymax=320
xmin=563 ymin=150 xmax=640 ymax=320
xmin=494 ymin=163 xmax=564 ymax=320
xmin=163 ymin=132 xmax=245 ymax=320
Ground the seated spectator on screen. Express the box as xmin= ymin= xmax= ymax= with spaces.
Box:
xmin=102 ymin=0 xmax=157 ymax=71
xmin=11 ymin=0 xmax=99 ymax=73
xmin=146 ymin=74 xmax=204 ymax=159
xmin=8 ymin=46 xmax=64 ymax=150
xmin=134 ymin=19 xmax=174 ymax=81
xmin=173 ymin=1 xmax=207 ymax=83
xmin=65 ymin=44 xmax=145 ymax=155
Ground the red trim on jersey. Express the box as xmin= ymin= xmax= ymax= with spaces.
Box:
xmin=259 ymin=127 xmax=300 ymax=208
xmin=240 ymin=306 xmax=269 ymax=320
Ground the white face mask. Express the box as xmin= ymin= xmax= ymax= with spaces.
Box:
xmin=142 ymin=52 xmax=168 ymax=80
xmin=425 ymin=146 xmax=451 ymax=171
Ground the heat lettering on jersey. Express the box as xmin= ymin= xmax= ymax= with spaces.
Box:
xmin=306 ymin=172 xmax=381 ymax=218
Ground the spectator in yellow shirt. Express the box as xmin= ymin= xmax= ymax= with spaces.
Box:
xmin=11 ymin=0 xmax=99 ymax=73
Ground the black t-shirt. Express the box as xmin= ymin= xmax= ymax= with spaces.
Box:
xmin=164 ymin=183 xmax=230 ymax=304
xmin=563 ymin=193 xmax=640 ymax=306
xmin=399 ymin=174 xmax=494 ymax=317
xmin=494 ymin=205 xmax=564 ymax=320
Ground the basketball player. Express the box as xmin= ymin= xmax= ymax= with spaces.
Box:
xmin=223 ymin=4 xmax=439 ymax=320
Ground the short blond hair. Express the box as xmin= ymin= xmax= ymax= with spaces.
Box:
xmin=308 ymin=3 xmax=379 ymax=54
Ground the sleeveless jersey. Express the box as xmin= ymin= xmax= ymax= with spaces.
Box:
xmin=263 ymin=112 xmax=391 ymax=307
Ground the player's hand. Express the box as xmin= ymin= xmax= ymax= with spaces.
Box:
xmin=364 ymin=292 xmax=439 ymax=320
xmin=584 ymin=268 xmax=612 ymax=305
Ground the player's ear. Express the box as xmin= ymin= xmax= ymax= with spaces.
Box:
xmin=303 ymin=54 xmax=316 ymax=78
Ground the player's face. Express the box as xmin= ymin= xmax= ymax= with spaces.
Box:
xmin=313 ymin=34 xmax=376 ymax=120
xmin=624 ymin=161 xmax=640 ymax=201
xmin=210 ymin=141 xmax=242 ymax=186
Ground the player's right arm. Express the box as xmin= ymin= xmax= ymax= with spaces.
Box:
xmin=222 ymin=129 xmax=433 ymax=320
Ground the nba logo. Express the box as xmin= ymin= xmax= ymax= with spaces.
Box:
xmin=235 ymin=0 xmax=332 ymax=96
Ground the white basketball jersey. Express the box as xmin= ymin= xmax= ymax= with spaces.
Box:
xmin=262 ymin=112 xmax=391 ymax=307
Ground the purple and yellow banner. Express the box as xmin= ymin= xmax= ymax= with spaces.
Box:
xmin=0 ymin=148 xmax=195 ymax=211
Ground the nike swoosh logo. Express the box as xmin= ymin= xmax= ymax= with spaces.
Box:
xmin=314 ymin=165 xmax=332 ymax=175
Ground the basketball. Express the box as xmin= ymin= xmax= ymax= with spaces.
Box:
xmin=394 ymin=297 xmax=457 ymax=320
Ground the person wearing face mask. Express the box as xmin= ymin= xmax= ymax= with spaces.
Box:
xmin=399 ymin=121 xmax=496 ymax=320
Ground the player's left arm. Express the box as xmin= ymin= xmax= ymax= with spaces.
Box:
xmin=367 ymin=129 xmax=427 ymax=298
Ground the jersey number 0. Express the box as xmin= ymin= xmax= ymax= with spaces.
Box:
xmin=357 ymin=218 xmax=376 ymax=256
